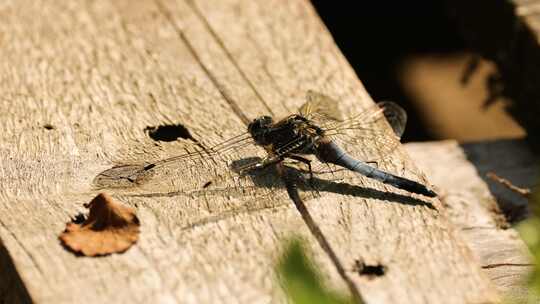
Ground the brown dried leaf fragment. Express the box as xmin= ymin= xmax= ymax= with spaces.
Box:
xmin=60 ymin=193 xmax=140 ymax=256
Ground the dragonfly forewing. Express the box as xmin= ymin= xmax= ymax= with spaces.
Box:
xmin=94 ymin=134 xmax=295 ymax=202
xmin=300 ymin=92 xmax=407 ymax=163
xmin=299 ymin=98 xmax=409 ymax=188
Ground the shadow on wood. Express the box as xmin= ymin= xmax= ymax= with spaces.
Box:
xmin=406 ymin=138 xmax=536 ymax=302
xmin=0 ymin=240 xmax=33 ymax=304
xmin=462 ymin=138 xmax=538 ymax=224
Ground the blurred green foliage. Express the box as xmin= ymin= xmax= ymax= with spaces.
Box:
xmin=518 ymin=186 xmax=540 ymax=299
xmin=276 ymin=238 xmax=356 ymax=304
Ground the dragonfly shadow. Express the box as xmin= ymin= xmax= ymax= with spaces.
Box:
xmin=130 ymin=157 xmax=433 ymax=210
xmin=231 ymin=158 xmax=435 ymax=209
xmin=307 ymin=176 xmax=436 ymax=209
xmin=229 ymin=157 xmax=284 ymax=189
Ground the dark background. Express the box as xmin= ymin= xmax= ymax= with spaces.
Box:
xmin=310 ymin=1 xmax=467 ymax=142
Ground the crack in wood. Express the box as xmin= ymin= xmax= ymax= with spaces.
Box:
xmin=179 ymin=202 xmax=290 ymax=231
xmin=184 ymin=0 xmax=275 ymax=117
xmin=290 ymin=192 xmax=365 ymax=303
xmin=0 ymin=219 xmax=47 ymax=282
xmin=154 ymin=0 xmax=251 ymax=125
xmin=481 ymin=263 xmax=534 ymax=269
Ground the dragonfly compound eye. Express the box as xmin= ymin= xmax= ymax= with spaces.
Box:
xmin=248 ymin=116 xmax=274 ymax=144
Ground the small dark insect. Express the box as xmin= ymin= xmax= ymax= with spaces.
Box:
xmin=100 ymin=91 xmax=436 ymax=201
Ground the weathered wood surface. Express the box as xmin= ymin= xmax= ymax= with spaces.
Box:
xmin=0 ymin=1 xmax=498 ymax=303
xmin=406 ymin=139 xmax=537 ymax=303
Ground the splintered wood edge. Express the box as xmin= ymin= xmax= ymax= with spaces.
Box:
xmin=406 ymin=139 xmax=536 ymax=302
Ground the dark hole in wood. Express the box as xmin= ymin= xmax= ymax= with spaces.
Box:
xmin=144 ymin=124 xmax=195 ymax=142
xmin=354 ymin=259 xmax=386 ymax=278
xmin=202 ymin=181 xmax=212 ymax=188
xmin=43 ymin=124 xmax=55 ymax=130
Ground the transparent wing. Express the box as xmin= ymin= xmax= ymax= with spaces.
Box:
xmin=94 ymin=132 xmax=282 ymax=197
xmin=296 ymin=94 xmax=408 ymax=192
xmin=299 ymin=90 xmax=344 ymax=123
xmin=300 ymin=91 xmax=407 ymax=163
xmin=322 ymin=101 xmax=407 ymax=163
xmin=300 ymin=91 xmax=406 ymax=146
xmin=94 ymin=132 xmax=302 ymax=231
xmin=297 ymin=91 xmax=408 ymax=185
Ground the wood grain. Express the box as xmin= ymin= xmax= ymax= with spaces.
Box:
xmin=406 ymin=139 xmax=537 ymax=303
xmin=0 ymin=1 xmax=498 ymax=303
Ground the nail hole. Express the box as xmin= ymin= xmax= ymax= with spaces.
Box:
xmin=202 ymin=181 xmax=212 ymax=188
xmin=43 ymin=124 xmax=55 ymax=130
xmin=353 ymin=259 xmax=386 ymax=278
xmin=144 ymin=124 xmax=195 ymax=142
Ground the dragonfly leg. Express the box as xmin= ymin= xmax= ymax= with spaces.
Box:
xmin=238 ymin=156 xmax=284 ymax=176
xmin=288 ymin=155 xmax=316 ymax=189
xmin=366 ymin=160 xmax=379 ymax=168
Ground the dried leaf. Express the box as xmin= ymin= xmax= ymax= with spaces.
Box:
xmin=60 ymin=193 xmax=140 ymax=256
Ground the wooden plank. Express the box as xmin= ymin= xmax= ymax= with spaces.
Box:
xmin=406 ymin=139 xmax=537 ymax=303
xmin=0 ymin=0 xmax=498 ymax=303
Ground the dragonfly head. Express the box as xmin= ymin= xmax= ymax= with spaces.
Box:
xmin=248 ymin=115 xmax=274 ymax=145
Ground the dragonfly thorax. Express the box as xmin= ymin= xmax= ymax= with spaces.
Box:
xmin=248 ymin=114 xmax=324 ymax=156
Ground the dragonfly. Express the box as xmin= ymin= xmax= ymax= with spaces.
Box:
xmin=96 ymin=91 xmax=436 ymax=201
